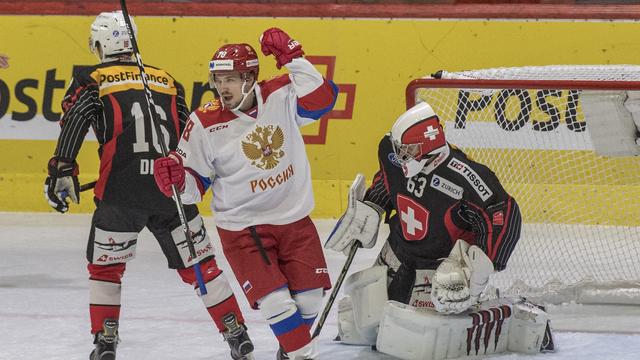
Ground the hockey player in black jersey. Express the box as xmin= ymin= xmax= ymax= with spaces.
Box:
xmin=325 ymin=102 xmax=554 ymax=359
xmin=43 ymin=11 xmax=253 ymax=360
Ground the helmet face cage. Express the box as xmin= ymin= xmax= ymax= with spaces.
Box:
xmin=391 ymin=138 xmax=423 ymax=166
xmin=390 ymin=102 xmax=446 ymax=177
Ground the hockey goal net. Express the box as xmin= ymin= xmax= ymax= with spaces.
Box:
xmin=407 ymin=65 xmax=640 ymax=304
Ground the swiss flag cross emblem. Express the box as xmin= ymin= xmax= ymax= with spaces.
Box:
xmin=397 ymin=194 xmax=430 ymax=241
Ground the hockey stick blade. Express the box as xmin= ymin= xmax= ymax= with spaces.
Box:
xmin=311 ymin=240 xmax=361 ymax=340
xmin=119 ymin=0 xmax=207 ymax=295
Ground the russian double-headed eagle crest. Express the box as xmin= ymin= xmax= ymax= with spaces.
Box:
xmin=242 ymin=124 xmax=285 ymax=170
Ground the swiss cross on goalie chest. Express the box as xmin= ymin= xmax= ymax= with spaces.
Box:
xmin=396 ymin=194 xmax=430 ymax=241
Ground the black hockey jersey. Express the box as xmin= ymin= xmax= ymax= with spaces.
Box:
xmin=54 ymin=61 xmax=190 ymax=210
xmin=365 ymin=135 xmax=522 ymax=271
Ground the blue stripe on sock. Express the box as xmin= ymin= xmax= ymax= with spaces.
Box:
xmin=301 ymin=315 xmax=316 ymax=326
xmin=269 ymin=310 xmax=304 ymax=336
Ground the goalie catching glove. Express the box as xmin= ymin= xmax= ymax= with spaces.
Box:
xmin=325 ymin=174 xmax=384 ymax=254
xmin=44 ymin=157 xmax=80 ymax=213
xmin=431 ymin=239 xmax=495 ymax=314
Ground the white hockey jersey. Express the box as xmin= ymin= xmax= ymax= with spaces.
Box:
xmin=176 ymin=58 xmax=338 ymax=231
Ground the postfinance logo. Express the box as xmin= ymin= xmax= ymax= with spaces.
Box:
xmin=0 ymin=66 xmax=175 ymax=124
xmin=91 ymin=66 xmax=176 ymax=97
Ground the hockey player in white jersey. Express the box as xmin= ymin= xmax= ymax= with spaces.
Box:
xmin=154 ymin=28 xmax=338 ymax=360
xmin=325 ymin=102 xmax=555 ymax=360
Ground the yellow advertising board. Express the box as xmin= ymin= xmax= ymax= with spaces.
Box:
xmin=1 ymin=15 xmax=640 ymax=218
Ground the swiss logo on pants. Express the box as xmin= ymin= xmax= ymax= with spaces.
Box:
xmin=396 ymin=194 xmax=429 ymax=241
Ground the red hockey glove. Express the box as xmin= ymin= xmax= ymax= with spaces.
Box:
xmin=259 ymin=27 xmax=304 ymax=69
xmin=44 ymin=157 xmax=80 ymax=213
xmin=153 ymin=152 xmax=185 ymax=197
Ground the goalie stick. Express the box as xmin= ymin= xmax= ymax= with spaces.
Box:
xmin=311 ymin=240 xmax=360 ymax=340
xmin=119 ymin=0 xmax=207 ymax=295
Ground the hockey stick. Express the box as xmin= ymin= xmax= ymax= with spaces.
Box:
xmin=80 ymin=181 xmax=97 ymax=192
xmin=119 ymin=0 xmax=207 ymax=295
xmin=311 ymin=240 xmax=361 ymax=340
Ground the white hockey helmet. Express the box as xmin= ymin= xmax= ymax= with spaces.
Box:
xmin=89 ymin=11 xmax=137 ymax=62
xmin=390 ymin=102 xmax=447 ymax=178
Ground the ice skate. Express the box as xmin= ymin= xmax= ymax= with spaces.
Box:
xmin=276 ymin=346 xmax=290 ymax=360
xmin=89 ymin=319 xmax=119 ymax=360
xmin=222 ymin=313 xmax=254 ymax=360
xmin=277 ymin=345 xmax=316 ymax=360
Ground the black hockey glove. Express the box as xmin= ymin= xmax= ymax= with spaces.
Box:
xmin=44 ymin=157 xmax=80 ymax=213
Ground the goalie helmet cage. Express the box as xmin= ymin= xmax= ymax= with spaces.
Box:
xmin=406 ymin=65 xmax=640 ymax=305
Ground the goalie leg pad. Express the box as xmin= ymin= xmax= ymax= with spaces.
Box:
xmin=377 ymin=301 xmax=470 ymax=360
xmin=507 ymin=299 xmax=553 ymax=354
xmin=343 ymin=265 xmax=388 ymax=344
xmin=375 ymin=298 xmax=553 ymax=360
xmin=337 ymin=296 xmax=374 ymax=345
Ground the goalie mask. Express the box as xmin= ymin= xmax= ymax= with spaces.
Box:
xmin=390 ymin=102 xmax=447 ymax=178
xmin=209 ymin=43 xmax=259 ymax=111
xmin=89 ymin=11 xmax=137 ymax=62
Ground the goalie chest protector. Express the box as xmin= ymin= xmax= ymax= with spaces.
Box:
xmin=376 ymin=135 xmax=513 ymax=269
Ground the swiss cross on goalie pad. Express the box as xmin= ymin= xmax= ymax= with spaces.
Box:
xmin=396 ymin=194 xmax=429 ymax=241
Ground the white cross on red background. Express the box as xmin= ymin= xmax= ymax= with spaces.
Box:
xmin=397 ymin=194 xmax=429 ymax=241
xmin=401 ymin=207 xmax=423 ymax=235
xmin=424 ymin=125 xmax=439 ymax=140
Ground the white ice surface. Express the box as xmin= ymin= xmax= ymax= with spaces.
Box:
xmin=1 ymin=213 xmax=640 ymax=360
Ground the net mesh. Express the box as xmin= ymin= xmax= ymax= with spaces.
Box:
xmin=410 ymin=65 xmax=640 ymax=304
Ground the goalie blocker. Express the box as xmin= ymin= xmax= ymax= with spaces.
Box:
xmin=325 ymin=173 xmax=384 ymax=254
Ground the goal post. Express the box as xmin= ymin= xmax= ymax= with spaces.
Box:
xmin=406 ymin=65 xmax=640 ymax=304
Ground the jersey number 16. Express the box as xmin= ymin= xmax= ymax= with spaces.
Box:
xmin=131 ymin=101 xmax=170 ymax=154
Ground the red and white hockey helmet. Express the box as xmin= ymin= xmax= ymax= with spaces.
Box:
xmin=209 ymin=43 xmax=259 ymax=79
xmin=390 ymin=102 xmax=447 ymax=178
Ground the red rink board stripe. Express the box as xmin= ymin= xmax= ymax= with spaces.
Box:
xmin=2 ymin=2 xmax=640 ymax=20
